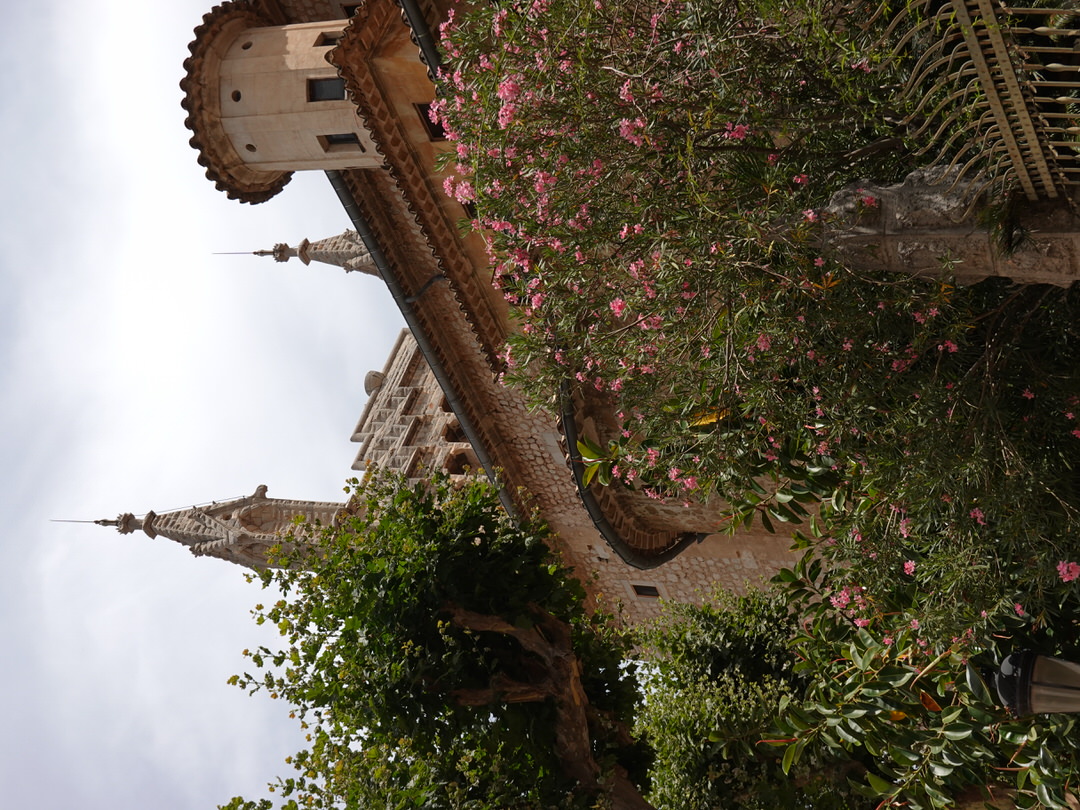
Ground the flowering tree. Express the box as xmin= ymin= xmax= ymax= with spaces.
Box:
xmin=436 ymin=0 xmax=1080 ymax=636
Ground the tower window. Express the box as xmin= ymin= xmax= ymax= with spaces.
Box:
xmin=632 ymin=584 xmax=661 ymax=598
xmin=415 ymin=103 xmax=447 ymax=141
xmin=342 ymin=4 xmax=361 ymax=16
xmin=319 ymin=133 xmax=365 ymax=152
xmin=316 ymin=32 xmax=342 ymax=47
xmin=308 ymin=77 xmax=346 ymax=102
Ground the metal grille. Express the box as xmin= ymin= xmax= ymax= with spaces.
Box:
xmin=866 ymin=0 xmax=1080 ymax=200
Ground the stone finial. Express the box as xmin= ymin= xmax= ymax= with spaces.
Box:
xmin=96 ymin=513 xmax=141 ymax=534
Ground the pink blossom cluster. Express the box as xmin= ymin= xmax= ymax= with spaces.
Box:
xmin=1058 ymin=560 xmax=1080 ymax=582
xmin=617 ymin=117 xmax=647 ymax=147
xmin=722 ymin=122 xmax=750 ymax=141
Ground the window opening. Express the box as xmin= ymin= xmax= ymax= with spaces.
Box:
xmin=320 ymin=133 xmax=366 ymax=152
xmin=308 ymin=77 xmax=346 ymax=102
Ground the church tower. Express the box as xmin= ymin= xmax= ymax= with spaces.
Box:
xmin=97 ymin=485 xmax=344 ymax=569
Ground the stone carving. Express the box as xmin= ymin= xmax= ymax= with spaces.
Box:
xmin=825 ymin=169 xmax=1080 ymax=287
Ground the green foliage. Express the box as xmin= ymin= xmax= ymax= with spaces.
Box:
xmin=772 ymin=550 xmax=1080 ymax=809
xmin=222 ymin=469 xmax=641 ymax=809
xmin=637 ymin=588 xmax=865 ymax=809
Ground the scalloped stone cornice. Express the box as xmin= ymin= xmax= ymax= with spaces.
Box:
xmin=180 ymin=3 xmax=293 ymax=203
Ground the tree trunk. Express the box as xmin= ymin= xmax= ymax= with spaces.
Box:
xmin=445 ymin=602 xmax=657 ymax=810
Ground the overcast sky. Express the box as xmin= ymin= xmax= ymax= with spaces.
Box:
xmin=0 ymin=3 xmax=404 ymax=807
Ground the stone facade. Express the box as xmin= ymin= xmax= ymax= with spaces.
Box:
xmin=150 ymin=0 xmax=805 ymax=623
xmin=350 ymin=329 xmax=478 ymax=476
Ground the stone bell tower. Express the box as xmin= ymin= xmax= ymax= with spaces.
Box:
xmin=181 ymin=4 xmax=380 ymax=203
xmin=97 ymin=485 xmax=344 ymax=570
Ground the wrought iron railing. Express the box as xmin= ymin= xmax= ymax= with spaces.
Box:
xmin=865 ymin=0 xmax=1080 ymax=201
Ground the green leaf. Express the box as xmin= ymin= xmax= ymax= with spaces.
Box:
xmin=781 ymin=741 xmax=798 ymax=775
xmin=863 ymin=734 xmax=883 ymax=757
xmin=964 ymin=663 xmax=992 ymax=704
xmin=865 ymin=771 xmax=894 ymax=796
xmin=929 ymin=761 xmax=954 ymax=777
xmin=943 ymin=723 xmax=973 ymax=741
xmin=760 ymin=511 xmax=775 ymax=533
xmin=1036 ymin=781 xmax=1067 ymax=809
xmin=889 ymin=745 xmax=920 ymax=766
xmin=597 ymin=463 xmax=613 ymax=486
xmin=576 ymin=437 xmax=604 ymax=461
xmin=836 ymin=723 xmax=861 ymax=745
xmin=582 ymin=462 xmax=598 ymax=486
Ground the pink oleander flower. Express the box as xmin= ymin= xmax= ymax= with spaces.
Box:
xmin=803 ymin=209 xmax=818 ymax=222
xmin=910 ymin=619 xmax=920 ymax=629
xmin=1022 ymin=388 xmax=1035 ymax=400
xmin=723 ymin=122 xmax=750 ymax=141
xmin=496 ymin=77 xmax=521 ymax=101
xmin=814 ymin=257 xmax=825 ymax=267
xmin=609 ymin=298 xmax=626 ymax=317
xmin=854 ymin=618 xmax=870 ymax=627
xmin=617 ymin=117 xmax=647 ymax=147
xmin=1058 ymin=561 xmax=1080 ymax=582
xmin=970 ymin=507 xmax=987 ymax=526
xmin=1015 ymin=603 xmax=1025 ymax=616
xmin=793 ymin=174 xmax=809 ymax=185
xmin=903 ymin=560 xmax=916 ymax=576
xmin=497 ymin=103 xmax=518 ymax=128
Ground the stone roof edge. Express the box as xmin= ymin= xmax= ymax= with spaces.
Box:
xmin=327 ymin=0 xmax=508 ymax=370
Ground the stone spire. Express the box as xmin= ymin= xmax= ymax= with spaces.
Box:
xmin=255 ymin=230 xmax=379 ymax=276
xmin=98 ymin=485 xmax=344 ymax=570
